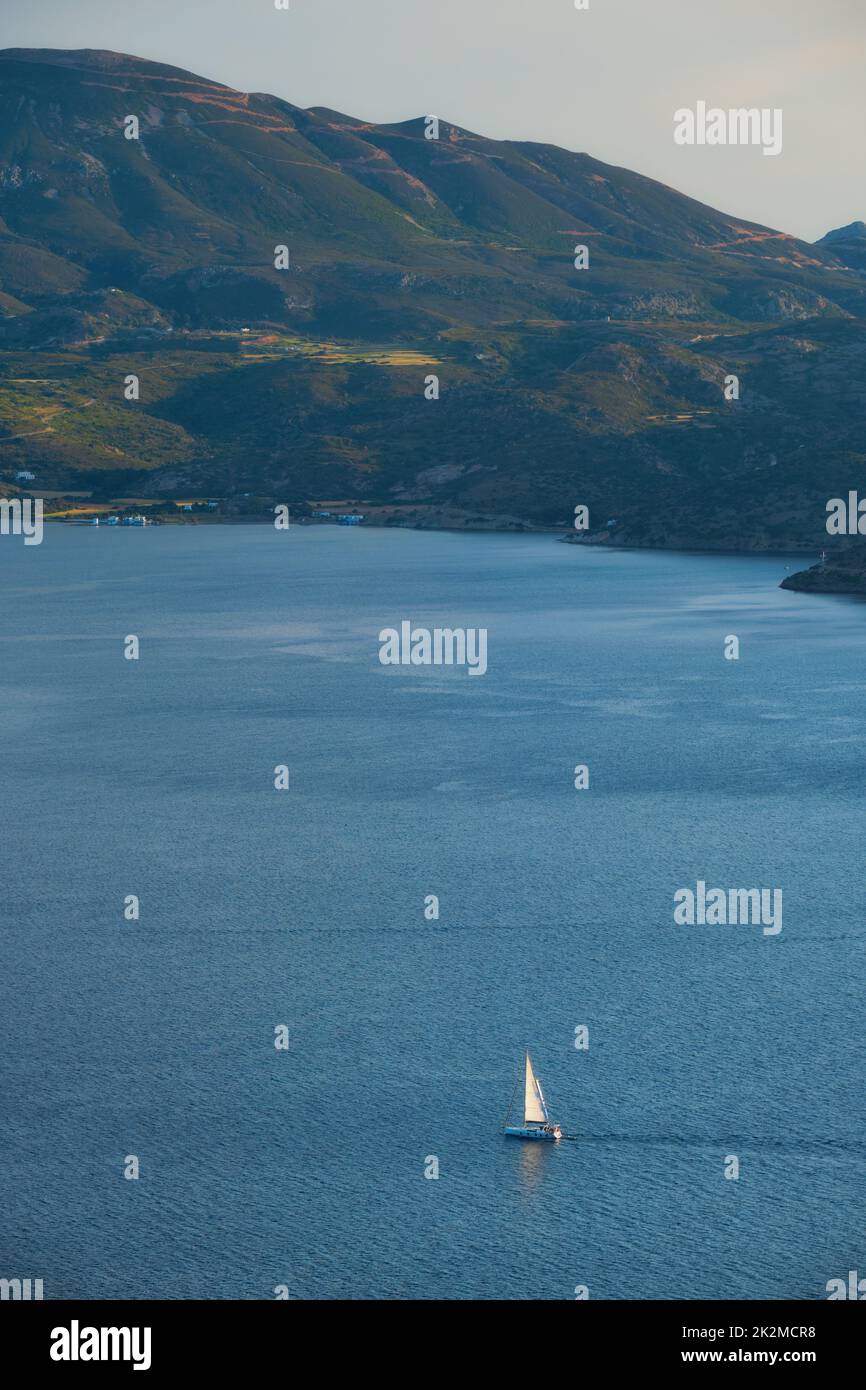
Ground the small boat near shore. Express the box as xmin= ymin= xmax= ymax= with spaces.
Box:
xmin=503 ymin=1051 xmax=562 ymax=1141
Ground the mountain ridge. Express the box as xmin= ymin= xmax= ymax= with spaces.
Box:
xmin=1 ymin=47 xmax=864 ymax=553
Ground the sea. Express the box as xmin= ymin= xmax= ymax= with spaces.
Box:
xmin=1 ymin=523 xmax=863 ymax=1299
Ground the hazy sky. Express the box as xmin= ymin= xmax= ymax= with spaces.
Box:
xmin=4 ymin=0 xmax=864 ymax=241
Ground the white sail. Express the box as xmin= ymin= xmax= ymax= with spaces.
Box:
xmin=524 ymin=1052 xmax=549 ymax=1124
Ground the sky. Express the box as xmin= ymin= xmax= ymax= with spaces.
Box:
xmin=2 ymin=0 xmax=864 ymax=242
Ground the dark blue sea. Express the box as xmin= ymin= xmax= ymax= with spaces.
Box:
xmin=1 ymin=523 xmax=863 ymax=1299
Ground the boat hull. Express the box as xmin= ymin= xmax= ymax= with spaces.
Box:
xmin=504 ymin=1125 xmax=559 ymax=1142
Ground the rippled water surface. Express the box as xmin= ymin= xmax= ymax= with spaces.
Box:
xmin=1 ymin=524 xmax=863 ymax=1299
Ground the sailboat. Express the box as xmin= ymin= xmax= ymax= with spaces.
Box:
xmin=503 ymin=1052 xmax=562 ymax=1141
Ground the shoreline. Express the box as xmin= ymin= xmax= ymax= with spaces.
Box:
xmin=39 ymin=514 xmax=820 ymax=570
xmin=30 ymin=504 xmax=828 ymax=559
xmin=30 ymin=498 xmax=844 ymax=589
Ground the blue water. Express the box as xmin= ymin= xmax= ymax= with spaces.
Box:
xmin=1 ymin=524 xmax=864 ymax=1300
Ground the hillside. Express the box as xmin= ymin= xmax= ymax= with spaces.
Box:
xmin=1 ymin=47 xmax=865 ymax=547
xmin=816 ymin=222 xmax=866 ymax=272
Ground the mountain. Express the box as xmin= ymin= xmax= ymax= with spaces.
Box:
xmin=816 ymin=221 xmax=866 ymax=272
xmin=1 ymin=47 xmax=865 ymax=547
xmin=819 ymin=221 xmax=866 ymax=243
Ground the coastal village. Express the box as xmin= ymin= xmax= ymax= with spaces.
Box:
xmin=78 ymin=507 xmax=367 ymax=527
xmin=1 ymin=469 xmax=368 ymax=527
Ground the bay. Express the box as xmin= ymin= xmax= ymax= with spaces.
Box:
xmin=0 ymin=524 xmax=863 ymax=1300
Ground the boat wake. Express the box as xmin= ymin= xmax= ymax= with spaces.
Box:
xmin=556 ymin=1132 xmax=866 ymax=1154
